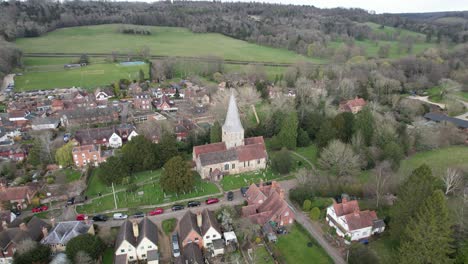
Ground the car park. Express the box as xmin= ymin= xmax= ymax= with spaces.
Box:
xmin=172 ymin=234 xmax=181 ymax=258
xmin=148 ymin=208 xmax=164 ymax=216
xmin=227 ymin=191 xmax=234 ymax=201
xmin=187 ymin=201 xmax=201 ymax=207
xmin=76 ymin=214 xmax=87 ymax=221
xmin=205 ymin=198 xmax=219 ymax=205
xmin=113 ymin=213 xmax=128 ymax=220
xmin=133 ymin=212 xmax=145 ymax=218
xmin=171 ymin=204 xmax=184 ymax=211
xmin=92 ymin=214 xmax=108 ymax=221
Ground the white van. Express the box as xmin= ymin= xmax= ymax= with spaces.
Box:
xmin=113 ymin=213 xmax=128 ymax=220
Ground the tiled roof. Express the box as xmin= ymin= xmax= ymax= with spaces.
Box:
xmin=0 ymin=186 xmax=37 ymax=201
xmin=199 ymin=149 xmax=238 ymax=166
xmin=0 ymin=217 xmax=49 ymax=249
xmin=182 ymin=243 xmax=204 ymax=264
xmin=42 ymin=221 xmax=92 ymax=245
xmin=193 ymin=142 xmax=226 ymax=158
xmin=333 ymin=200 xmax=360 ymax=217
xmin=344 ymin=210 xmax=378 ymax=231
xmin=137 ymin=218 xmax=158 ymax=246
xmin=115 ymin=220 xmax=135 ymax=249
xmin=179 ymin=211 xmax=201 ymax=242
xmin=342 ymin=97 xmax=366 ymax=108
xmin=200 ymin=209 xmax=221 ymax=236
xmin=74 ymin=127 xmax=114 ymax=145
xmin=244 ymin=136 xmax=265 ymax=145
xmin=237 ymin=143 xmax=267 ymax=162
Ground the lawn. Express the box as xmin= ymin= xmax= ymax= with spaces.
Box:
xmin=162 ymin=218 xmax=177 ymax=235
xmin=16 ymin=24 xmax=323 ymax=64
xmin=220 ymin=168 xmax=289 ymax=191
xmin=15 ymin=60 xmax=148 ymax=90
xmin=398 ymin=146 xmax=468 ymax=180
xmin=365 ymin=22 xmax=426 ymax=40
xmin=427 ymin=86 xmax=468 ymax=103
xmin=273 ymin=223 xmax=332 ymax=264
xmin=253 ymin=245 xmax=274 ymax=264
xmin=78 ymin=170 xmax=219 ymax=214
xmin=294 ymin=145 xmax=319 ymax=166
xmin=63 ymin=169 xmax=82 ymax=183
xmin=102 ymin=247 xmax=114 ymax=264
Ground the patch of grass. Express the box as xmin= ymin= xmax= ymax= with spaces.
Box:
xmin=254 ymin=245 xmax=274 ymax=264
xmin=16 ymin=24 xmax=323 ymax=64
xmin=63 ymin=169 xmax=81 ymax=183
xmin=365 ymin=22 xmax=426 ymax=39
xmin=398 ymin=146 xmax=468 ymax=180
xmin=273 ymin=223 xmax=332 ymax=264
xmin=295 ymin=145 xmax=319 ymax=165
xmin=220 ymin=169 xmax=283 ymax=191
xmin=102 ymin=247 xmax=114 ymax=264
xmin=162 ymin=218 xmax=177 ymax=235
xmin=15 ymin=61 xmax=148 ymax=91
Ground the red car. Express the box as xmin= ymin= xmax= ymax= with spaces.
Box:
xmin=76 ymin=214 xmax=88 ymax=221
xmin=32 ymin=205 xmax=48 ymax=213
xmin=148 ymin=208 xmax=164 ymax=216
xmin=205 ymin=198 xmax=219 ymax=205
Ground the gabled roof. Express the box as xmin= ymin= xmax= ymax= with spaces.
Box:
xmin=237 ymin=143 xmax=267 ymax=162
xmin=424 ymin=112 xmax=468 ymax=129
xmin=115 ymin=220 xmax=135 ymax=249
xmin=137 ymin=218 xmax=158 ymax=246
xmin=333 ymin=200 xmax=360 ymax=217
xmin=42 ymin=221 xmax=92 ymax=245
xmin=179 ymin=211 xmax=201 ymax=242
xmin=0 ymin=185 xmax=37 ymax=201
xmin=344 ymin=210 xmax=378 ymax=231
xmin=182 ymin=243 xmax=204 ymax=264
xmin=74 ymin=127 xmax=115 ymax=145
xmin=222 ymin=93 xmax=243 ymax=133
xmin=199 ymin=148 xmax=238 ymax=166
xmin=200 ymin=209 xmax=221 ymax=236
xmin=193 ymin=142 xmax=226 ymax=158
xmin=0 ymin=217 xmax=49 ymax=249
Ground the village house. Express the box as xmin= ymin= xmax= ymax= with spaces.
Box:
xmin=153 ymin=95 xmax=177 ymax=112
xmin=175 ymin=118 xmax=195 ymax=141
xmin=0 ymin=145 xmax=27 ymax=162
xmin=326 ymin=196 xmax=385 ymax=241
xmin=193 ymin=93 xmax=267 ymax=181
xmin=51 ymin=99 xmax=64 ymax=112
xmin=31 ymin=117 xmax=60 ymax=131
xmin=59 ymin=107 xmax=119 ymax=128
xmin=41 ymin=220 xmax=94 ymax=254
xmin=424 ymin=112 xmax=468 ymax=133
xmin=133 ymin=93 xmax=152 ymax=110
xmin=339 ymin=97 xmax=367 ymax=114
xmin=0 ymin=217 xmax=50 ymax=264
xmin=175 ymin=243 xmax=204 ymax=264
xmin=7 ymin=110 xmax=29 ymax=127
xmin=178 ymin=209 xmax=223 ymax=252
xmin=0 ymin=184 xmax=38 ymax=210
xmin=74 ymin=125 xmax=138 ymax=148
xmin=242 ymin=181 xmax=295 ymax=227
xmin=114 ymin=218 xmax=159 ymax=264
xmin=94 ymin=87 xmax=114 ymax=102
xmin=128 ymin=83 xmax=143 ymax=95
xmin=72 ymin=144 xmax=110 ymax=168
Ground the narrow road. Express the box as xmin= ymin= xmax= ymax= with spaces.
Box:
xmin=408 ymin=95 xmax=446 ymax=109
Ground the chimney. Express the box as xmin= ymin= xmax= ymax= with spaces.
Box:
xmin=19 ymin=223 xmax=28 ymax=231
xmin=50 ymin=218 xmax=55 ymax=228
xmin=2 ymin=221 xmax=8 ymax=230
xmin=353 ymin=207 xmax=360 ymax=217
xmin=41 ymin=226 xmax=48 ymax=238
xmin=132 ymin=221 xmax=139 ymax=239
xmin=342 ymin=198 xmax=347 ymax=204
xmin=279 ymin=189 xmax=285 ymax=200
xmin=196 ymin=212 xmax=202 ymax=228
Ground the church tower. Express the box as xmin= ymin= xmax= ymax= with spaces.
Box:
xmin=222 ymin=92 xmax=244 ymax=149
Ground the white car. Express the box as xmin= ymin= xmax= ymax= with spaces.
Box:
xmin=113 ymin=213 xmax=128 ymax=220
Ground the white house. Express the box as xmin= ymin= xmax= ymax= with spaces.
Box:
xmin=128 ymin=130 xmax=139 ymax=141
xmin=109 ymin=133 xmax=123 ymax=148
xmin=115 ymin=218 xmax=159 ymax=264
xmin=326 ymin=198 xmax=385 ymax=241
xmin=199 ymin=209 xmax=222 ymax=248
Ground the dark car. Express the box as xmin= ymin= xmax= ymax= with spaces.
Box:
xmin=133 ymin=212 xmax=145 ymax=218
xmin=227 ymin=191 xmax=234 ymax=201
xmin=276 ymin=226 xmax=287 ymax=235
xmin=187 ymin=201 xmax=201 ymax=208
xmin=171 ymin=204 xmax=185 ymax=211
xmin=240 ymin=187 xmax=248 ymax=197
xmin=92 ymin=214 xmax=108 ymax=222
xmin=67 ymin=197 xmax=75 ymax=205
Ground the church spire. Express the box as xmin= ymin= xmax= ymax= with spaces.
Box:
xmin=222 ymin=91 xmax=243 ymax=133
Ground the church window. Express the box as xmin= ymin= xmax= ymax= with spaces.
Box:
xmin=232 ymin=163 xmax=235 ymax=169
xmin=224 ymin=164 xmax=229 ymax=171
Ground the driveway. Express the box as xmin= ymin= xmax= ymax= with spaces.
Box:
xmin=1 ymin=74 xmax=14 ymax=92
xmin=408 ymin=95 xmax=446 ymax=109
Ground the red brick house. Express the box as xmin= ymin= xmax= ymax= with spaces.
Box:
xmin=72 ymin=144 xmax=108 ymax=168
xmin=242 ymin=181 xmax=295 ymax=226
xmin=0 ymin=184 xmax=38 ymax=210
xmin=133 ymin=93 xmax=152 ymax=110
xmin=339 ymin=97 xmax=366 ymax=114
xmin=179 ymin=211 xmax=204 ymax=248
xmin=51 ymin=99 xmax=65 ymax=112
xmin=0 ymin=146 xmax=27 ymax=161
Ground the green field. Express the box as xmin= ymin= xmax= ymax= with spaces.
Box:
xmin=15 ymin=60 xmax=148 ymax=91
xmin=273 ymin=223 xmax=332 ymax=264
xmin=220 ymin=168 xmax=287 ymax=191
xmin=365 ymin=22 xmax=426 ymax=40
xmin=16 ymin=24 xmax=321 ymax=64
xmin=398 ymin=146 xmax=468 ymax=179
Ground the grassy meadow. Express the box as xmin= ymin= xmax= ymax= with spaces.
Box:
xmin=16 ymin=24 xmax=320 ymax=64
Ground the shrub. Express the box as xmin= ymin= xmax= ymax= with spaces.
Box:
xmin=271 ymin=148 xmax=293 ymax=174
xmin=289 ymin=187 xmax=314 ymax=205
xmin=46 ymin=177 xmax=55 ymax=184
xmin=255 ymin=237 xmax=262 ymax=244
xmin=310 ymin=207 xmax=320 ymax=220
xmin=162 ymin=218 xmax=177 ymax=235
xmin=303 ymin=199 xmax=312 ymax=211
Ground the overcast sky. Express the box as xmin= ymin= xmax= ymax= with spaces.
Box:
xmin=162 ymin=0 xmax=468 ymax=14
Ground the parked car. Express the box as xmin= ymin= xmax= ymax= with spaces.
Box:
xmin=276 ymin=226 xmax=287 ymax=235
xmin=67 ymin=197 xmax=75 ymax=205
xmin=92 ymin=214 xmax=108 ymax=222
xmin=240 ymin=187 xmax=248 ymax=197
xmin=148 ymin=208 xmax=164 ymax=216
xmin=76 ymin=214 xmax=87 ymax=221
xmin=227 ymin=191 xmax=234 ymax=201
xmin=32 ymin=205 xmax=48 ymax=213
xmin=187 ymin=201 xmax=201 ymax=207
xmin=205 ymin=198 xmax=219 ymax=205
xmin=11 ymin=209 xmax=21 ymax=216
xmin=172 ymin=234 xmax=181 ymax=258
xmin=133 ymin=212 xmax=145 ymax=218
xmin=171 ymin=204 xmax=185 ymax=211
xmin=113 ymin=213 xmax=128 ymax=220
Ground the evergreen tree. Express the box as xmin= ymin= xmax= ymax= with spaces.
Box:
xmin=316 ymin=119 xmax=336 ymax=148
xmin=160 ymin=156 xmax=194 ymax=193
xmin=390 ymin=164 xmax=440 ymax=242
xmin=354 ymin=107 xmax=374 ymax=146
xmin=121 ymin=135 xmax=158 ymax=173
xmin=398 ymin=190 xmax=453 ymax=264
xmin=210 ymin=121 xmax=222 ymax=143
xmin=13 ymin=240 xmax=51 ymax=264
xmin=66 ymin=234 xmax=106 ymax=263
xmin=158 ymin=132 xmax=179 ymax=166
xmin=297 ymin=127 xmax=311 ymax=147
xmin=271 ymin=148 xmax=293 ymax=174
xmin=276 ymin=111 xmax=298 ymax=150
xmin=27 ymin=139 xmax=42 ymax=167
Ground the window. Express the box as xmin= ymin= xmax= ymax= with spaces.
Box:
xmin=129 ymin=256 xmax=133 ymax=260
xmin=257 ymin=159 xmax=260 ymax=164
xmin=285 ymin=211 xmax=289 ymax=216
xmin=206 ymin=235 xmax=210 ymax=239
xmin=128 ymin=248 xmax=132 ymax=252
xmin=194 ymin=238 xmax=199 ymax=242
xmin=224 ymin=164 xmax=229 ymax=171
xmin=213 ymin=234 xmax=217 ymax=238
xmin=120 ymin=249 xmax=125 ymax=253
xmin=148 ymin=245 xmax=152 ymax=249
xmin=141 ymin=246 xmax=144 ymax=249
xmin=142 ymin=254 xmax=146 ymax=258
xmin=248 ymin=161 xmax=250 ymax=166
xmin=232 ymin=163 xmax=235 ymax=169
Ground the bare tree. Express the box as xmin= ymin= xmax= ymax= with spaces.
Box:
xmin=74 ymin=251 xmax=94 ymax=264
xmin=441 ymin=168 xmax=463 ymax=195
xmin=372 ymin=161 xmax=393 ymax=208
xmin=318 ymin=139 xmax=360 ymax=178
xmin=16 ymin=239 xmax=37 ymax=255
